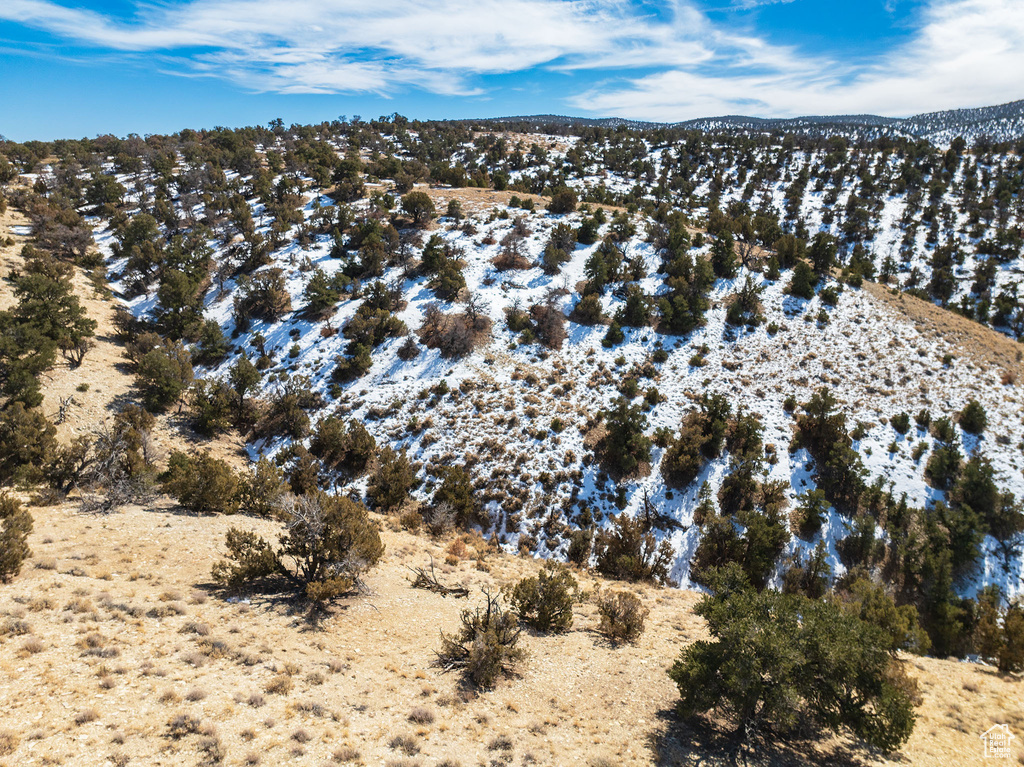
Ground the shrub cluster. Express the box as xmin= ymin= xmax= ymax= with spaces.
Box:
xmin=670 ymin=565 xmax=918 ymax=753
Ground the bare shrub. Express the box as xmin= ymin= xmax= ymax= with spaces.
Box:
xmin=595 ymin=590 xmax=648 ymax=644
xmin=435 ymin=591 xmax=525 ymax=689
xmin=158 ymin=689 xmax=180 ymax=704
xmin=75 ymin=708 xmax=100 ymax=725
xmin=397 ymin=336 xmax=420 ymax=361
xmin=418 ymin=305 xmax=491 ymax=359
xmin=167 ymin=713 xmax=202 ymax=739
xmin=295 ymin=700 xmax=331 ymax=718
xmin=180 ymin=620 xmax=210 ymax=636
xmin=198 ymin=734 xmax=226 ymax=764
xmin=408 ymin=706 xmax=435 ymax=724
xmin=488 ymin=734 xmax=513 ymax=751
xmin=530 ymin=302 xmax=567 ymax=350
xmin=0 ymin=731 xmax=19 ymax=756
xmin=422 ymin=502 xmax=457 ymax=537
xmin=389 ymin=733 xmax=420 ymax=755
xmin=333 ymin=746 xmax=361 ymax=762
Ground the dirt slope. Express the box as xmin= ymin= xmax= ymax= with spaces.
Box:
xmin=0 ymin=501 xmax=1021 ymax=767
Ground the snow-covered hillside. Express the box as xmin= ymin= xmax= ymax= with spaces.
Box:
xmin=91 ymin=136 xmax=1024 ymax=600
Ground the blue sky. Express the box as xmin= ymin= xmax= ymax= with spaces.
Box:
xmin=0 ymin=0 xmax=1022 ymax=140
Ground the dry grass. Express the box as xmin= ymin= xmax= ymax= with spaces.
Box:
xmin=0 ymin=731 xmax=18 ymax=756
xmin=332 ymin=746 xmax=361 ymax=762
xmin=264 ymin=674 xmax=293 ymax=695
xmin=74 ymin=708 xmax=99 ymax=726
xmin=407 ymin=706 xmax=435 ymax=725
xmin=0 ymin=495 xmax=1019 ymax=766
xmin=864 ymin=281 xmax=1024 ymax=379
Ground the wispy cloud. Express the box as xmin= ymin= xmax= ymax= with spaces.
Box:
xmin=0 ymin=0 xmax=718 ymax=95
xmin=729 ymin=0 xmax=797 ymax=9
xmin=570 ymin=0 xmax=1024 ymax=118
xmin=0 ymin=0 xmax=1021 ymax=116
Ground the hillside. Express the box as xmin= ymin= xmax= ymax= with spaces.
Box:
xmin=1 ymin=114 xmax=1024 ymax=764
xmin=481 ymin=98 xmax=1024 ymax=146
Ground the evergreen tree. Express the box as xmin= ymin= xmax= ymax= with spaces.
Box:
xmin=366 ymin=447 xmax=416 ymax=512
xmin=135 ymin=339 xmax=194 ymax=412
xmin=808 ymin=232 xmax=838 ymax=276
xmin=710 ymin=232 xmax=738 ymax=279
xmin=0 ymin=493 xmax=33 ymax=583
xmin=600 ymin=397 xmax=652 ymax=476
xmin=401 ymin=191 xmax=435 ymax=226
xmin=789 ymin=260 xmax=817 ymax=299
xmin=670 ymin=565 xmax=917 ymax=753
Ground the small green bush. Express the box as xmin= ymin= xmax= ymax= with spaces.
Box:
xmin=958 ymin=399 xmax=987 ymax=435
xmin=163 ymin=451 xmax=239 ymax=514
xmin=890 ymin=412 xmax=911 ymax=435
xmin=505 ymin=564 xmax=582 ymax=633
xmin=236 ymin=458 xmax=289 ymax=518
xmin=0 ymin=493 xmax=33 ymax=583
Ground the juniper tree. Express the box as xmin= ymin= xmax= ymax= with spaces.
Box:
xmin=163 ymin=450 xmax=240 ymax=514
xmin=0 ymin=493 xmax=33 ymax=583
xmin=505 ymin=564 xmax=582 ymax=633
xmin=710 ymin=232 xmax=737 ymax=279
xmin=401 ymin=191 xmax=435 ymax=227
xmin=600 ymin=397 xmax=651 ymax=476
xmin=213 ymin=491 xmax=384 ymax=607
xmin=135 ymin=339 xmax=194 ymax=412
xmin=669 ymin=565 xmax=917 ymax=753
xmin=366 ymin=447 xmax=416 ymax=512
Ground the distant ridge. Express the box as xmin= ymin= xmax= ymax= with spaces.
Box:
xmin=467 ymin=98 xmax=1024 ymax=145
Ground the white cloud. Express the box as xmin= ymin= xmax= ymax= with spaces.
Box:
xmin=570 ymin=0 xmax=1024 ymax=118
xmin=0 ymin=0 xmax=1022 ymax=115
xmin=0 ymin=0 xmax=718 ymax=94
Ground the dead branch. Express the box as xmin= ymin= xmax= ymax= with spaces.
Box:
xmin=407 ymin=557 xmax=469 ymax=598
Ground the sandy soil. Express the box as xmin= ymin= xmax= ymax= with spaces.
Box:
xmin=0 ymin=498 xmax=1021 ymax=767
